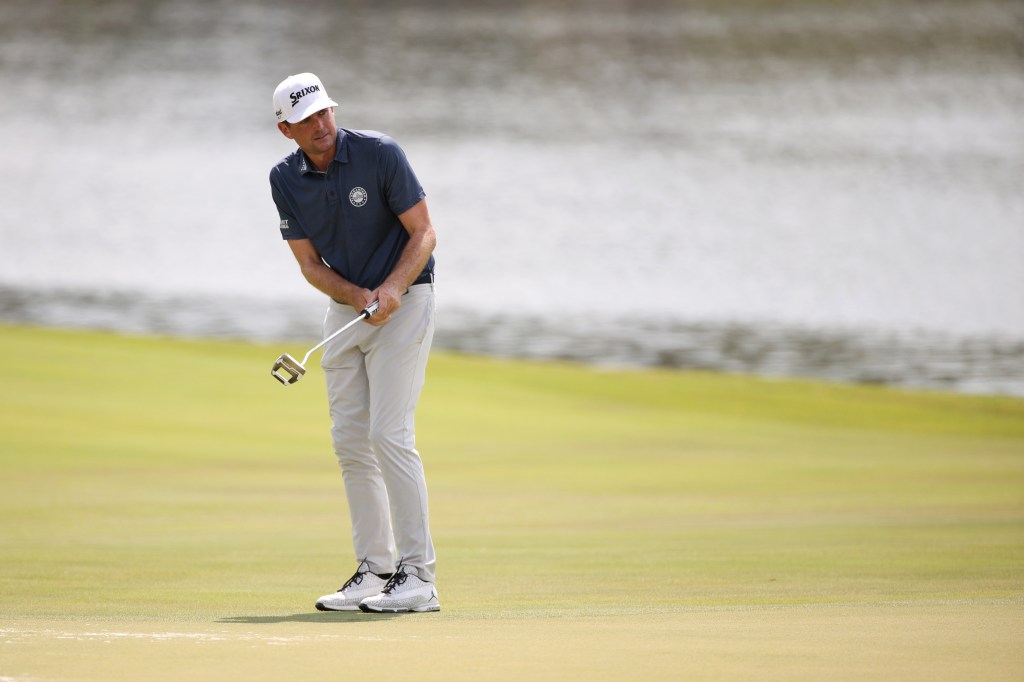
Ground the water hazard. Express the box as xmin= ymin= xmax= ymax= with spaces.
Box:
xmin=1 ymin=0 xmax=1021 ymax=395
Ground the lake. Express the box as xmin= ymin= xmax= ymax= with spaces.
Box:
xmin=1 ymin=0 xmax=1021 ymax=394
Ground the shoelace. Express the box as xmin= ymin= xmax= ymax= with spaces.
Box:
xmin=339 ymin=570 xmax=367 ymax=592
xmin=339 ymin=561 xmax=373 ymax=592
xmin=381 ymin=570 xmax=410 ymax=595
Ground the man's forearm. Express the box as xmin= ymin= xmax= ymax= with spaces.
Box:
xmin=299 ymin=259 xmax=364 ymax=307
xmin=383 ymin=225 xmax=436 ymax=294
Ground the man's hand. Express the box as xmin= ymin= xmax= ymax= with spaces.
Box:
xmin=365 ymin=199 xmax=437 ymax=327
xmin=366 ymin=282 xmax=403 ymax=326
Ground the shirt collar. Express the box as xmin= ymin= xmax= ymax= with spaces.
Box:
xmin=299 ymin=129 xmax=348 ymax=174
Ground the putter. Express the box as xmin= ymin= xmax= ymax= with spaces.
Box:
xmin=271 ymin=301 xmax=379 ymax=385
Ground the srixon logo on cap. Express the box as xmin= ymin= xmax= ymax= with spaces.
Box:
xmin=289 ymin=84 xmax=321 ymax=107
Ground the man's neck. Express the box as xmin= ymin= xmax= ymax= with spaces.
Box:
xmin=306 ymin=145 xmax=336 ymax=173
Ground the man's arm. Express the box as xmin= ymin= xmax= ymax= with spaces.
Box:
xmin=371 ymin=198 xmax=437 ymax=326
xmin=286 ymin=198 xmax=436 ymax=326
xmin=286 ymin=239 xmax=371 ymax=310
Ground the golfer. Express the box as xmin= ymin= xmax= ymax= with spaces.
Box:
xmin=269 ymin=72 xmax=440 ymax=613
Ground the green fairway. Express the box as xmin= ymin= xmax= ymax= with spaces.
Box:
xmin=1 ymin=324 xmax=1022 ymax=680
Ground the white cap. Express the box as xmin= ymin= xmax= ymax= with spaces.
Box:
xmin=273 ymin=73 xmax=339 ymax=124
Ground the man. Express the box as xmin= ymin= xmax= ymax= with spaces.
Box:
xmin=269 ymin=72 xmax=440 ymax=613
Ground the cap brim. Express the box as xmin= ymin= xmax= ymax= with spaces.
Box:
xmin=285 ymin=95 xmax=339 ymax=124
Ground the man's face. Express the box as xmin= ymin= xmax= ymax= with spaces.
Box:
xmin=278 ymin=107 xmax=337 ymax=156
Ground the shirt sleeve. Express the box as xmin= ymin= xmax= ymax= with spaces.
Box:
xmin=269 ymin=167 xmax=307 ymax=240
xmin=377 ymin=135 xmax=426 ymax=216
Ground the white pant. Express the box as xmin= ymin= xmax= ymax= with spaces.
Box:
xmin=320 ymin=283 xmax=436 ymax=583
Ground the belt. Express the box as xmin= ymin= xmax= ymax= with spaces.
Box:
xmin=331 ymin=271 xmax=433 ymax=306
xmin=410 ymin=270 xmax=434 ymax=287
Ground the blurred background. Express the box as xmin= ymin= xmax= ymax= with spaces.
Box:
xmin=0 ymin=0 xmax=1021 ymax=394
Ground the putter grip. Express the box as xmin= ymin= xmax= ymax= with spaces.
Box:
xmin=363 ymin=300 xmax=380 ymax=317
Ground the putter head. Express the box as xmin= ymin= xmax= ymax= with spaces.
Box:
xmin=271 ymin=353 xmax=306 ymax=385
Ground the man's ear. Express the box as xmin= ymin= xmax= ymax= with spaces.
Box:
xmin=277 ymin=122 xmax=294 ymax=139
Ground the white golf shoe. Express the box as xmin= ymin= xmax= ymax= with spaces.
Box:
xmin=315 ymin=560 xmax=391 ymax=612
xmin=359 ymin=563 xmax=441 ymax=613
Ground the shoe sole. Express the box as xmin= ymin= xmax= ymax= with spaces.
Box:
xmin=315 ymin=602 xmax=361 ymax=612
xmin=359 ymin=603 xmax=441 ymax=614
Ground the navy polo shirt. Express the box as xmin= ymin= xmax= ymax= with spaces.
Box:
xmin=269 ymin=128 xmax=433 ymax=291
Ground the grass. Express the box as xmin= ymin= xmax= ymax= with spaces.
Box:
xmin=0 ymin=323 xmax=1022 ymax=680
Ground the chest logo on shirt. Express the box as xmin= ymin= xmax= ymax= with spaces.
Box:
xmin=349 ymin=187 xmax=368 ymax=207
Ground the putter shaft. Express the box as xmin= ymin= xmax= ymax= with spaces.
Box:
xmin=270 ymin=301 xmax=379 ymax=385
